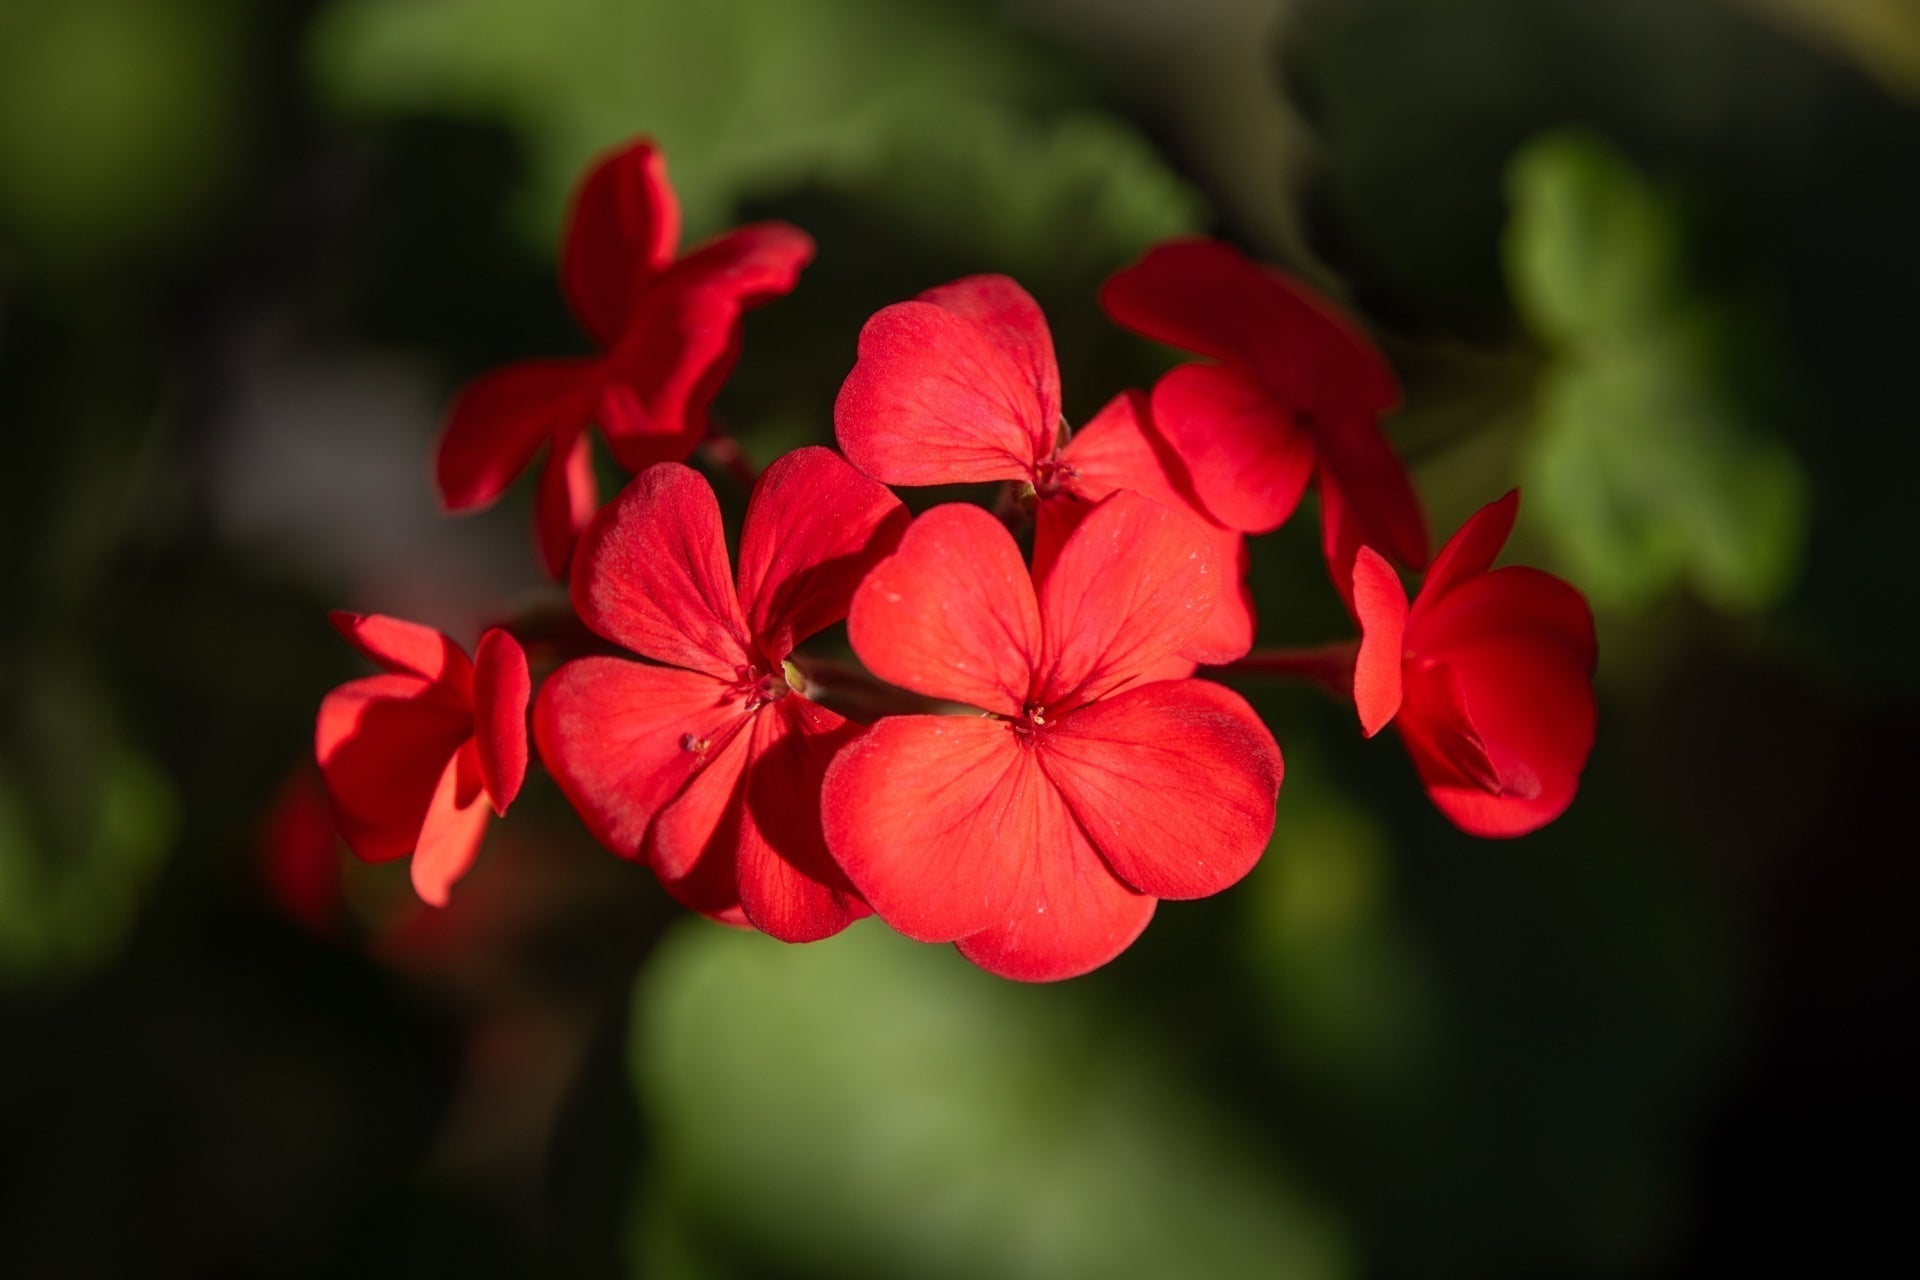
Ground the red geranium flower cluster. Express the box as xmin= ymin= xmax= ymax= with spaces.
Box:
xmin=315 ymin=138 xmax=1598 ymax=980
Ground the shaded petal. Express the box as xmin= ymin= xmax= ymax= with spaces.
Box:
xmin=953 ymin=784 xmax=1155 ymax=984
xmin=1412 ymin=489 xmax=1519 ymax=618
xmin=735 ymin=446 xmax=909 ymax=663
xmin=820 ymin=715 xmax=1035 ymax=942
xmin=1035 ymin=492 xmax=1219 ymax=709
xmin=315 ymin=674 xmax=472 ymax=864
xmin=1405 ymin=638 xmax=1596 ymax=838
xmin=1100 ymin=238 xmax=1400 ymax=416
xmin=471 ymin=628 xmax=531 ymax=814
xmin=410 ymin=742 xmax=492 ymax=907
xmin=1314 ymin=411 xmax=1430 ymax=577
xmin=834 ymin=287 xmax=1054 ymax=487
xmin=1035 ymin=482 xmax=1252 ymax=669
xmin=1396 ymin=662 xmax=1506 ymax=796
xmin=646 ymin=717 xmax=754 ymax=927
xmin=1351 ymin=547 xmax=1408 ymax=738
xmin=534 ymin=428 xmax=599 ymax=580
xmin=1414 ymin=565 xmax=1597 ymax=674
xmin=918 ymin=275 xmax=1061 ymax=437
xmin=436 ymin=358 xmax=598 ymax=513
xmin=1149 ymin=363 xmax=1315 ymax=534
xmin=533 ymin=658 xmax=747 ymax=859
xmin=561 ymin=138 xmax=679 ymax=348
xmin=1057 ymin=389 xmax=1199 ymax=512
xmin=1127 ymin=654 xmax=1200 ymax=685
xmin=598 ymin=223 xmax=815 ymax=473
xmin=847 ymin=504 xmax=1040 ymax=716
xmin=571 ymin=463 xmax=753 ymax=679
xmin=734 ymin=696 xmax=870 ymax=942
xmin=1042 ymin=680 xmax=1280 ymax=900
xmin=329 ymin=611 xmax=472 ymax=692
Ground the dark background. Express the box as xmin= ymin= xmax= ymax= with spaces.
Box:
xmin=2 ymin=0 xmax=1915 ymax=1276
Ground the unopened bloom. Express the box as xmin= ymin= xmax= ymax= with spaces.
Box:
xmin=1351 ymin=491 xmax=1597 ymax=836
xmin=822 ymin=492 xmax=1283 ymax=982
xmin=315 ymin=613 xmax=530 ymax=905
xmin=1100 ymin=237 xmax=1428 ymax=600
xmin=535 ymin=447 xmax=907 ymax=941
xmin=436 ymin=138 xmax=814 ymax=576
xmin=834 ymin=273 xmax=1253 ymax=664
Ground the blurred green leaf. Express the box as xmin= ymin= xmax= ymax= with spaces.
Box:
xmin=310 ymin=0 xmax=1069 ymax=242
xmin=823 ymin=107 xmax=1205 ymax=287
xmin=0 ymin=0 xmax=250 ymax=265
xmin=0 ymin=702 xmax=177 ymax=992
xmin=1505 ymin=132 xmax=1808 ymax=614
xmin=1242 ymin=771 xmax=1436 ymax=1092
xmin=1504 ymin=135 xmax=1685 ymax=346
xmin=1731 ymin=0 xmax=1920 ymax=102
xmin=631 ymin=921 xmax=1350 ymax=1280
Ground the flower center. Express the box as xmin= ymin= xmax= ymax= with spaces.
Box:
xmin=1031 ymin=454 xmax=1077 ymax=500
xmin=1010 ymin=701 xmax=1051 ymax=738
xmin=733 ymin=659 xmax=805 ymax=712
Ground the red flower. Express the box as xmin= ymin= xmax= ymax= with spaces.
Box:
xmin=315 ymin=614 xmax=531 ymax=905
xmin=1350 ymin=491 xmax=1597 ymax=837
xmin=833 ymin=273 xmax=1254 ymax=666
xmin=534 ymin=447 xmax=908 ymax=941
xmin=435 ymin=138 xmax=815 ymax=577
xmin=821 ymin=492 xmax=1283 ymax=982
xmin=1100 ymin=237 xmax=1429 ymax=601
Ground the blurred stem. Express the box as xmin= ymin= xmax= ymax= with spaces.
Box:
xmin=1208 ymin=642 xmax=1357 ymax=700
xmin=490 ymin=603 xmax=618 ymax=674
xmin=793 ymin=656 xmax=945 ymax=721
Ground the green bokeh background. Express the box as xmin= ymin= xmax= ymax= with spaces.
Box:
xmin=2 ymin=1 xmax=1913 ymax=1276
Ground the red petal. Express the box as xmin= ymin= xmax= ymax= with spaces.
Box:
xmin=533 ymin=657 xmax=747 ymax=859
xmin=1314 ymin=411 xmax=1430 ymax=577
xmin=471 ymin=628 xmax=531 ymax=814
xmin=1034 ymin=492 xmax=1219 ymax=710
xmin=329 ymin=612 xmax=472 ymax=696
xmin=645 ymin=716 xmax=754 ymax=926
xmin=1148 ymin=363 xmax=1315 ymax=534
xmin=1351 ymin=547 xmax=1408 ymax=738
xmin=1397 ymin=663 xmax=1506 ymax=794
xmin=732 ymin=696 xmax=870 ymax=942
xmin=1413 ymin=565 xmax=1597 ymax=674
xmin=315 ymin=675 xmax=473 ymax=864
xmin=436 ymin=358 xmax=598 ymax=513
xmin=734 ymin=446 xmax=909 ymax=664
xmin=1100 ymin=238 xmax=1400 ymax=416
xmin=1038 ymin=410 xmax=1256 ymax=670
xmin=571 ymin=463 xmax=753 ymax=680
xmin=952 ymin=781 xmax=1155 ymax=983
xmin=847 ymin=504 xmax=1041 ymax=716
xmin=1183 ymin=525 xmax=1255 ymax=665
xmin=1057 ymin=390 xmax=1196 ymax=510
xmin=534 ymin=428 xmax=599 ymax=580
xmin=1041 ymin=679 xmax=1280 ymax=900
xmin=639 ymin=693 xmax=870 ymax=941
xmin=1413 ymin=489 xmax=1519 ymax=617
xmin=820 ymin=715 xmax=1035 ymax=942
xmin=598 ymin=223 xmax=814 ymax=473
xmin=834 ymin=282 xmax=1058 ymax=487
xmin=1404 ymin=638 xmax=1596 ymax=838
xmin=918 ymin=275 xmax=1062 ymax=436
xmin=410 ymin=742 xmax=492 ymax=907
xmin=560 ymin=138 xmax=680 ymax=349
xmin=1130 ymin=654 xmax=1200 ymax=684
